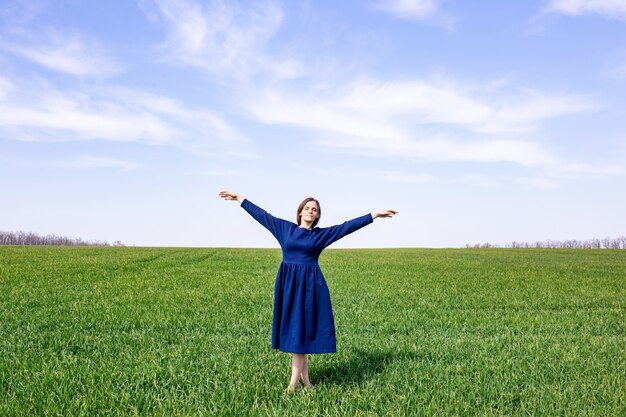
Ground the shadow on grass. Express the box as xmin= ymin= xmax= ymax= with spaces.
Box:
xmin=312 ymin=348 xmax=417 ymax=387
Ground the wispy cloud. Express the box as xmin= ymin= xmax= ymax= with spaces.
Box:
xmin=0 ymin=76 xmax=174 ymax=142
xmin=370 ymin=0 xmax=454 ymax=29
xmin=483 ymin=88 xmax=597 ymax=134
xmin=246 ymin=77 xmax=595 ymax=167
xmin=250 ymin=79 xmax=595 ymax=133
xmin=144 ymin=0 xmax=299 ymax=80
xmin=373 ymin=0 xmax=438 ymax=19
xmin=0 ymin=74 xmax=242 ymax=151
xmin=543 ymin=0 xmax=626 ymax=20
xmin=316 ymin=135 xmax=557 ymax=167
xmin=0 ymin=30 xmax=120 ymax=77
xmin=102 ymin=88 xmax=242 ymax=143
xmin=337 ymin=80 xmax=596 ymax=134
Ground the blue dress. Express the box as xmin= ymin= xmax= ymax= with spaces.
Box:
xmin=241 ymin=199 xmax=373 ymax=354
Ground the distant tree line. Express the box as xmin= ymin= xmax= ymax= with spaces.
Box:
xmin=0 ymin=230 xmax=124 ymax=247
xmin=466 ymin=236 xmax=626 ymax=249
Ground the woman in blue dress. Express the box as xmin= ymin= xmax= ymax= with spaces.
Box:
xmin=219 ymin=190 xmax=397 ymax=392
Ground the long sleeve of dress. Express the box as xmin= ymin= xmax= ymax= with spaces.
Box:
xmin=318 ymin=213 xmax=373 ymax=248
xmin=241 ymin=199 xmax=292 ymax=243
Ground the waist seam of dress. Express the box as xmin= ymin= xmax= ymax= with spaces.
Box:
xmin=280 ymin=260 xmax=319 ymax=266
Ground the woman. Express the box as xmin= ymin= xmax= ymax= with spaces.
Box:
xmin=218 ymin=191 xmax=397 ymax=392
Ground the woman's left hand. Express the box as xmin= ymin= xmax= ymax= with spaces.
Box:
xmin=372 ymin=210 xmax=398 ymax=219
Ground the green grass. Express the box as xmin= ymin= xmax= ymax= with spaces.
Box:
xmin=0 ymin=246 xmax=624 ymax=416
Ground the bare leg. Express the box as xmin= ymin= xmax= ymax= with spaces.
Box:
xmin=300 ymin=355 xmax=312 ymax=387
xmin=288 ymin=354 xmax=314 ymax=392
xmin=288 ymin=354 xmax=305 ymax=391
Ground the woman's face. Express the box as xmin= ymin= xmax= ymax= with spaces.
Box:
xmin=300 ymin=201 xmax=319 ymax=224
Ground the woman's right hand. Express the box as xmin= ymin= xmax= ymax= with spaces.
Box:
xmin=219 ymin=190 xmax=244 ymax=203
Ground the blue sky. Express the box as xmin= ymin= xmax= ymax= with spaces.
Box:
xmin=1 ymin=0 xmax=625 ymax=248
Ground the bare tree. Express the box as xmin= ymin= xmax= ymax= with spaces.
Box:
xmin=469 ymin=236 xmax=626 ymax=249
xmin=0 ymin=230 xmax=124 ymax=246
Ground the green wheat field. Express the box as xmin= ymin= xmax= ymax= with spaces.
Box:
xmin=0 ymin=246 xmax=624 ymax=416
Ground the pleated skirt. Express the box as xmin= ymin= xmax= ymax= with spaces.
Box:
xmin=271 ymin=261 xmax=337 ymax=354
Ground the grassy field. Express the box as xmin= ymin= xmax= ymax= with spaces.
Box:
xmin=0 ymin=246 xmax=624 ymax=416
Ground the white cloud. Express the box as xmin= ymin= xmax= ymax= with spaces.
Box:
xmin=0 ymin=30 xmax=120 ymax=77
xmin=0 ymin=79 xmax=174 ymax=143
xmin=318 ymin=135 xmax=557 ymax=167
xmin=145 ymin=0 xmax=299 ymax=80
xmin=484 ymin=88 xmax=597 ymax=134
xmin=102 ymin=88 xmax=241 ymax=143
xmin=544 ymin=0 xmax=626 ymax=20
xmin=250 ymin=79 xmax=595 ymax=135
xmin=0 ymin=74 xmax=241 ymax=150
xmin=374 ymin=0 xmax=438 ymax=19
xmin=245 ymin=78 xmax=595 ymax=167
xmin=337 ymin=80 xmax=492 ymax=126
xmin=370 ymin=0 xmax=454 ymax=29
xmin=247 ymin=87 xmax=409 ymax=142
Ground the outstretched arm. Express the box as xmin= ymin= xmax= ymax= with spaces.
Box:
xmin=371 ymin=209 xmax=398 ymax=219
xmin=218 ymin=190 xmax=291 ymax=243
xmin=219 ymin=190 xmax=244 ymax=203
xmin=319 ymin=209 xmax=398 ymax=248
